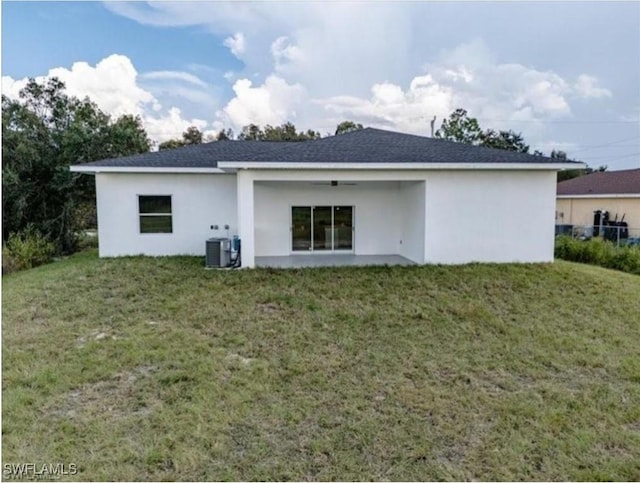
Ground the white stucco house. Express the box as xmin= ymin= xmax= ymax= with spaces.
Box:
xmin=70 ymin=128 xmax=579 ymax=268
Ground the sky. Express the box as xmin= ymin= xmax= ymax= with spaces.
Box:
xmin=2 ymin=1 xmax=640 ymax=169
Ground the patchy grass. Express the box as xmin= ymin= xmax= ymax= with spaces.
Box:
xmin=3 ymin=250 xmax=640 ymax=481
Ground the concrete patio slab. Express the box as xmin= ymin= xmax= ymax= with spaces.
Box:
xmin=255 ymin=254 xmax=415 ymax=268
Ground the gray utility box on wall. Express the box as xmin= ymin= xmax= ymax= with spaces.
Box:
xmin=206 ymin=238 xmax=230 ymax=268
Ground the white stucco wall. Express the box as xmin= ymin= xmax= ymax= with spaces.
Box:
xmin=399 ymin=181 xmax=426 ymax=263
xmin=95 ymin=173 xmax=237 ymax=257
xmin=253 ymin=181 xmax=403 ymax=257
xmin=94 ymin=168 xmax=557 ymax=264
xmin=424 ymin=170 xmax=557 ymax=263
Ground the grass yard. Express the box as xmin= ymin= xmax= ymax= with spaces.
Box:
xmin=3 ymin=250 xmax=640 ymax=481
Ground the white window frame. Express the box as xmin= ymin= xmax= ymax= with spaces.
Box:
xmin=138 ymin=195 xmax=173 ymax=234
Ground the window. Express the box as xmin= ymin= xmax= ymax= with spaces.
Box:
xmin=138 ymin=195 xmax=172 ymax=233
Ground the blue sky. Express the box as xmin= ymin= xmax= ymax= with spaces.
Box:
xmin=3 ymin=3 xmax=238 ymax=76
xmin=2 ymin=2 xmax=241 ymax=106
xmin=2 ymin=1 xmax=639 ymax=169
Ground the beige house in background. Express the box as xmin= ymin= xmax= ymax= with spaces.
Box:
xmin=556 ymin=168 xmax=640 ymax=228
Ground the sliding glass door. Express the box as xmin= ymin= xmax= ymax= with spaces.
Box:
xmin=291 ymin=207 xmax=312 ymax=251
xmin=333 ymin=206 xmax=353 ymax=250
xmin=312 ymin=206 xmax=332 ymax=251
xmin=291 ymin=205 xmax=353 ymax=252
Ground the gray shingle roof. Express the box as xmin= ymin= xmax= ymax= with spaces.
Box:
xmin=557 ymin=168 xmax=640 ymax=195
xmin=79 ymin=140 xmax=293 ymax=168
xmin=73 ymin=127 xmax=578 ymax=169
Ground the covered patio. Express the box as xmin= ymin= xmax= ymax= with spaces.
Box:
xmin=237 ymin=170 xmax=428 ymax=268
xmin=255 ymin=254 xmax=415 ymax=268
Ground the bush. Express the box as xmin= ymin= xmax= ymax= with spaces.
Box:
xmin=73 ymin=202 xmax=97 ymax=230
xmin=608 ymin=248 xmax=640 ymax=275
xmin=3 ymin=227 xmax=56 ymax=273
xmin=77 ymin=230 xmax=99 ymax=250
xmin=555 ymin=236 xmax=640 ymax=275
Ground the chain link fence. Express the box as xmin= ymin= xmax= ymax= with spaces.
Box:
xmin=555 ymin=224 xmax=640 ymax=247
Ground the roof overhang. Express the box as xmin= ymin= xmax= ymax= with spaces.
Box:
xmin=70 ymin=161 xmax=582 ymax=174
xmin=218 ymin=161 xmax=582 ymax=171
xmin=69 ymin=166 xmax=225 ymax=174
xmin=557 ymin=193 xmax=640 ymax=199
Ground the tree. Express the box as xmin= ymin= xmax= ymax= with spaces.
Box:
xmin=106 ymin=115 xmax=152 ymax=158
xmin=237 ymin=123 xmax=261 ymax=141
xmin=2 ymin=77 xmax=150 ymax=252
xmin=158 ymin=139 xmax=185 ymax=150
xmin=436 ymin=108 xmax=529 ymax=153
xmin=335 ymin=121 xmax=364 ymax=135
xmin=303 ymin=129 xmax=321 ymax=140
xmin=216 ymin=128 xmax=234 ymax=141
xmin=182 ymin=126 xmax=203 ymax=145
xmin=435 ymin=108 xmax=483 ymax=145
xmin=264 ymin=122 xmax=297 ymax=141
xmin=435 ymin=108 xmax=611 ymax=182
xmin=158 ymin=126 xmax=205 ymax=150
xmin=481 ymin=129 xmax=529 ymax=153
xmin=238 ymin=122 xmax=320 ymax=141
xmin=557 ymin=154 xmax=607 ymax=181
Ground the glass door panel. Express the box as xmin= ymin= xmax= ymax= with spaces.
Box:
xmin=333 ymin=206 xmax=353 ymax=250
xmin=312 ymin=206 xmax=332 ymax=251
xmin=292 ymin=206 xmax=312 ymax=251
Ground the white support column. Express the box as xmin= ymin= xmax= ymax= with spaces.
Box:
xmin=237 ymin=169 xmax=255 ymax=268
xmin=422 ymin=180 xmax=428 ymax=264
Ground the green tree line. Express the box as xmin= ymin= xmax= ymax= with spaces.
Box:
xmin=435 ymin=108 xmax=604 ymax=180
xmin=2 ymin=78 xmax=150 ymax=254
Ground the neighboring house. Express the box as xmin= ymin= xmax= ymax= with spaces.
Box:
xmin=556 ymin=168 xmax=640 ymax=228
xmin=70 ymin=128 xmax=578 ymax=267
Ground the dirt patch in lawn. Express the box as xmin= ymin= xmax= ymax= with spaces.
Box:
xmin=46 ymin=365 xmax=158 ymax=421
xmin=256 ymin=302 xmax=281 ymax=314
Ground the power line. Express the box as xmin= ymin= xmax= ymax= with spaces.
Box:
xmin=605 ymin=152 xmax=640 ymax=162
xmin=580 ymin=152 xmax=640 ymax=161
xmin=418 ymin=115 xmax=640 ymax=125
xmin=476 ymin=118 xmax=640 ymax=125
xmin=535 ymin=143 xmax=638 ymax=149
xmin=570 ymin=135 xmax=640 ymax=154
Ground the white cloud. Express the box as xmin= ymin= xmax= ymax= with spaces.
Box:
xmin=440 ymin=38 xmax=496 ymax=71
xmin=506 ymin=66 xmax=571 ymax=116
xmin=318 ymin=75 xmax=454 ymax=135
xmin=1 ymin=76 xmax=26 ymax=99
xmin=271 ymin=36 xmax=305 ymax=71
xmin=223 ymin=32 xmax=246 ymax=58
xmin=217 ymin=75 xmax=306 ymax=129
xmin=316 ymin=40 xmax=582 ymax=137
xmin=104 ymin=2 xmax=416 ymax=97
xmin=574 ymin=74 xmax=612 ymax=99
xmin=139 ymin=70 xmax=207 ymax=88
xmin=52 ymin=55 xmax=160 ymax=116
xmin=48 ymin=3 xmax=639 ymax=168
xmin=2 ymin=54 xmax=214 ymax=145
xmin=103 ymin=4 xmax=615 ymax=144
xmin=5 ymin=4 xmax=621 ymax=163
xmin=144 ymin=107 xmax=208 ymax=144
xmin=3 ymin=55 xmax=160 ymax=116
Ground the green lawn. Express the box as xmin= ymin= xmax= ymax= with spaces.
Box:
xmin=3 ymin=250 xmax=640 ymax=481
